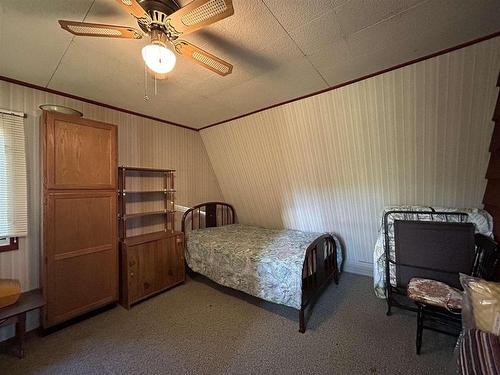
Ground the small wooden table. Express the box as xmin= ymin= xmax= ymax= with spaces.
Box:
xmin=0 ymin=289 xmax=44 ymax=358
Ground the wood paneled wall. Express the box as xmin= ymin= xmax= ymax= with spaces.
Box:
xmin=0 ymin=81 xmax=222 ymax=339
xmin=483 ymin=72 xmax=500 ymax=240
xmin=200 ymin=38 xmax=500 ymax=275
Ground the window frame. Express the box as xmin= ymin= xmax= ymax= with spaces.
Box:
xmin=0 ymin=109 xmax=28 ymax=243
xmin=0 ymin=237 xmax=19 ymax=252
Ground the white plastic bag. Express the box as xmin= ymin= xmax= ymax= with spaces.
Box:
xmin=460 ymin=273 xmax=500 ymax=336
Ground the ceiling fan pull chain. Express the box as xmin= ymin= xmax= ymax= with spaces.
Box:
xmin=144 ymin=63 xmax=150 ymax=101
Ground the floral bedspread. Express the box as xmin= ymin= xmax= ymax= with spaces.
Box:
xmin=373 ymin=206 xmax=493 ymax=298
xmin=185 ymin=224 xmax=343 ymax=310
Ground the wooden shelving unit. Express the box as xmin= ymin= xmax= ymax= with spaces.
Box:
xmin=118 ymin=166 xmax=176 ymax=239
xmin=118 ymin=166 xmax=184 ymax=309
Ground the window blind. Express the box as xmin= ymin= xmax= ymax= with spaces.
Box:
xmin=0 ymin=110 xmax=28 ymax=237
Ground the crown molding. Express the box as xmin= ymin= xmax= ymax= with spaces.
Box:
xmin=0 ymin=75 xmax=197 ymax=132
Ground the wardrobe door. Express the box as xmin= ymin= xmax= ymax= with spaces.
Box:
xmin=43 ymin=112 xmax=117 ymax=190
xmin=43 ymin=191 xmax=118 ymax=327
xmin=42 ymin=112 xmax=118 ymax=328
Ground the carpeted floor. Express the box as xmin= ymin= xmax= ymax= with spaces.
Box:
xmin=1 ymin=273 xmax=458 ymax=375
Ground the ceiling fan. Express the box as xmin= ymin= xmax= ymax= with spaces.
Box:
xmin=58 ymin=0 xmax=234 ymax=78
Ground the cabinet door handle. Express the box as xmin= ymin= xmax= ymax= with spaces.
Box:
xmin=130 ymin=272 xmax=134 ymax=277
xmin=144 ymin=282 xmax=150 ymax=289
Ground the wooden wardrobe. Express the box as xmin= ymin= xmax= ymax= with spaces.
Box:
xmin=41 ymin=111 xmax=118 ymax=328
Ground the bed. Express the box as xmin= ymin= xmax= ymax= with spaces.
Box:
xmin=182 ymin=202 xmax=342 ymax=333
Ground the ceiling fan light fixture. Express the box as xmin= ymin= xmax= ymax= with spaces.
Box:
xmin=141 ymin=43 xmax=176 ymax=74
xmin=39 ymin=104 xmax=83 ymax=117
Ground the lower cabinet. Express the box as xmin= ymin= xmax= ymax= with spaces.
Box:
xmin=119 ymin=231 xmax=184 ymax=309
xmin=43 ymin=191 xmax=118 ymax=328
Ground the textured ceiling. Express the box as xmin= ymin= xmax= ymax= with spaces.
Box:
xmin=0 ymin=0 xmax=499 ymax=129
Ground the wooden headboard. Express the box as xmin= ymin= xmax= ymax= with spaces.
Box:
xmin=181 ymin=202 xmax=236 ymax=233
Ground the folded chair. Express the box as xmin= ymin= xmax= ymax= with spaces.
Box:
xmin=384 ymin=211 xmax=471 ymax=315
xmin=406 ymin=232 xmax=499 ymax=354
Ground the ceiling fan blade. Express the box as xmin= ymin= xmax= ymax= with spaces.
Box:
xmin=173 ymin=40 xmax=232 ymax=76
xmin=114 ymin=0 xmax=148 ymax=18
xmin=167 ymin=0 xmax=233 ymax=36
xmin=59 ymin=20 xmax=142 ymax=39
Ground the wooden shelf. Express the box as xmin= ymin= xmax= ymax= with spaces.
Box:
xmin=119 ymin=166 xmax=175 ymax=173
xmin=122 ymin=230 xmax=180 ymax=246
xmin=121 ymin=210 xmax=175 ymax=220
xmin=122 ymin=189 xmax=176 ymax=194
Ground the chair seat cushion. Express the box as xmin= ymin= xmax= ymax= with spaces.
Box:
xmin=407 ymin=277 xmax=463 ymax=310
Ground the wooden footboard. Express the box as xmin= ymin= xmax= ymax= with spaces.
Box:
xmin=300 ymin=234 xmax=339 ymax=333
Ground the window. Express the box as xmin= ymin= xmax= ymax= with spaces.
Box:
xmin=0 ymin=109 xmax=27 ymax=252
xmin=0 ymin=236 xmax=18 ymax=252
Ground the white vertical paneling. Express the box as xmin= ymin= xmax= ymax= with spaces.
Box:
xmin=201 ymin=38 xmax=500 ymax=275
xmin=0 ymin=82 xmax=223 ymax=340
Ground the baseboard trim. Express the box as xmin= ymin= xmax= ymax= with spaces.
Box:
xmin=343 ymin=262 xmax=373 ymax=277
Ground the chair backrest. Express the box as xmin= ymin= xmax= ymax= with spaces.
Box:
xmin=472 ymin=234 xmax=500 ymax=281
xmin=394 ymin=220 xmax=475 ymax=289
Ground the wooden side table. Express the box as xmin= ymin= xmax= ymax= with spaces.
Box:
xmin=0 ymin=289 xmax=44 ymax=358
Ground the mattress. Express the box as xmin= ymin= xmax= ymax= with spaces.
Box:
xmin=185 ymin=224 xmax=343 ymax=310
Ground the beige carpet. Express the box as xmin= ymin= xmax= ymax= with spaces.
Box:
xmin=1 ymin=273 xmax=457 ymax=374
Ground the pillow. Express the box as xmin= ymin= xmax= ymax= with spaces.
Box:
xmin=460 ymin=274 xmax=500 ymax=336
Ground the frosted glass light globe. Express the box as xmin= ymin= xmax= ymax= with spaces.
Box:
xmin=141 ymin=44 xmax=176 ymax=74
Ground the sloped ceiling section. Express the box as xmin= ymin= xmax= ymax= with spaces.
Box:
xmin=200 ymin=39 xmax=500 ymax=275
xmin=1 ymin=0 xmax=499 ymax=129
